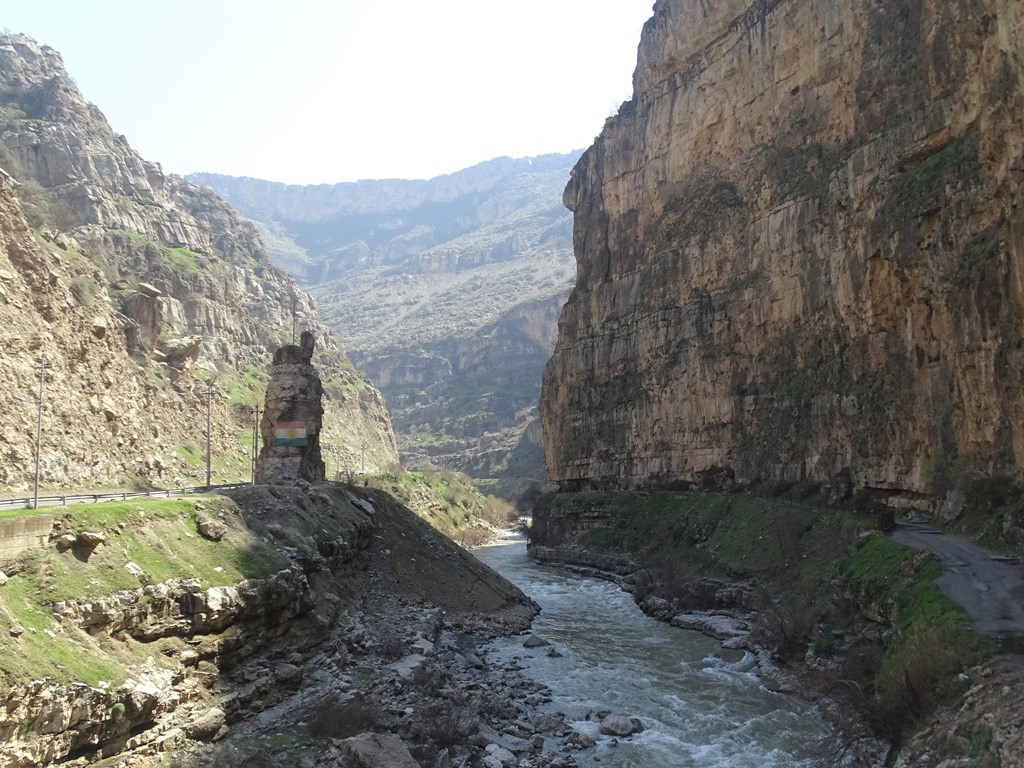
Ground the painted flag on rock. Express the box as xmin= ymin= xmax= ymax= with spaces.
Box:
xmin=274 ymin=421 xmax=307 ymax=446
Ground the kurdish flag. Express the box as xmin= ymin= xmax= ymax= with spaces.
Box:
xmin=274 ymin=420 xmax=308 ymax=447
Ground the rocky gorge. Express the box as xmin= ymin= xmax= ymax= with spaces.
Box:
xmin=528 ymin=3 xmax=1024 ymax=756
xmin=193 ymin=156 xmax=578 ymax=497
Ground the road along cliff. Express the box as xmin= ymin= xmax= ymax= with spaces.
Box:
xmin=541 ymin=0 xmax=1024 ymax=499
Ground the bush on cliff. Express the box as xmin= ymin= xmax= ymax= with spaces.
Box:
xmin=363 ymin=467 xmax=517 ymax=546
xmin=841 ymin=536 xmax=989 ymax=744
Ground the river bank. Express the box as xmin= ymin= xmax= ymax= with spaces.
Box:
xmin=0 ymin=483 xmax=601 ymax=768
xmin=165 ymin=488 xmax=602 ymax=768
xmin=525 ymin=490 xmax=1024 ymax=766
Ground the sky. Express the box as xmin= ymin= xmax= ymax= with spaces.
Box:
xmin=1 ymin=1 xmax=655 ymax=184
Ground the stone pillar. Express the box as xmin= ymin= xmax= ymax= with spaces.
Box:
xmin=254 ymin=330 xmax=326 ymax=484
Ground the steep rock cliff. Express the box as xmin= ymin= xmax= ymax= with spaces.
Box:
xmin=0 ymin=34 xmax=398 ymax=489
xmin=542 ymin=0 xmax=1024 ymax=497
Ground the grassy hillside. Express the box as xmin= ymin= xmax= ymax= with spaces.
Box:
xmin=361 ymin=467 xmax=519 ymax=546
xmin=0 ymin=497 xmax=287 ymax=686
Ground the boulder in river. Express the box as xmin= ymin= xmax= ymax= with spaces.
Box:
xmin=599 ymin=713 xmax=644 ymax=737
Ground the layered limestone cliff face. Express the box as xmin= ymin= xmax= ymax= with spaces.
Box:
xmin=542 ymin=0 xmax=1024 ymax=496
xmin=0 ymin=34 xmax=398 ymax=488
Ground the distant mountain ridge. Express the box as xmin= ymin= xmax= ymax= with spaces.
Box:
xmin=192 ymin=154 xmax=579 ymax=497
xmin=191 ymin=153 xmax=577 ymax=283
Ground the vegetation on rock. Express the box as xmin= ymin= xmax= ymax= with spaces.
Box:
xmin=0 ymin=496 xmax=287 ymax=687
xmin=360 ymin=467 xmax=519 ymax=546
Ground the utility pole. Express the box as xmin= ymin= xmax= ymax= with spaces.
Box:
xmin=200 ymin=385 xmax=215 ymax=488
xmin=251 ymin=404 xmax=260 ymax=485
xmin=32 ymin=357 xmax=50 ymax=510
xmin=291 ymin=294 xmax=297 ymax=345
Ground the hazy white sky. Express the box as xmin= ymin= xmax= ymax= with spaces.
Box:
xmin=2 ymin=1 xmax=654 ymax=184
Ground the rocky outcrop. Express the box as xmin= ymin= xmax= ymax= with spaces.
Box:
xmin=0 ymin=482 xmax=539 ymax=767
xmin=0 ymin=486 xmax=375 ymax=767
xmin=255 ymin=331 xmax=326 ymax=484
xmin=0 ymin=34 xmax=399 ymax=490
xmin=541 ymin=0 xmax=1024 ymax=497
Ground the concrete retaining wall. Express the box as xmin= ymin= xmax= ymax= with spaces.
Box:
xmin=0 ymin=515 xmax=53 ymax=560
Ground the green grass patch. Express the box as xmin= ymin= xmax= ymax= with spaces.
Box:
xmin=547 ymin=491 xmax=858 ymax=587
xmin=891 ymin=130 xmax=979 ymax=214
xmin=0 ymin=573 xmax=127 ymax=685
xmin=0 ymin=508 xmax=53 ymax=522
xmin=844 ymin=536 xmax=990 ymax=708
xmin=0 ymin=496 xmax=289 ymax=686
xmin=177 ymin=440 xmax=204 ymax=467
xmin=222 ymin=365 xmax=269 ymax=407
xmin=363 ymin=468 xmax=516 ymax=542
xmin=164 ymin=246 xmax=203 ymax=276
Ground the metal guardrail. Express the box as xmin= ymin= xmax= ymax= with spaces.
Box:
xmin=0 ymin=483 xmax=248 ymax=511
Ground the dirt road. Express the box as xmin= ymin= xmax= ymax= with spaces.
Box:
xmin=889 ymin=520 xmax=1024 ymax=637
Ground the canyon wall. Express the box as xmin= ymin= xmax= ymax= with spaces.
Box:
xmin=541 ymin=0 xmax=1024 ymax=496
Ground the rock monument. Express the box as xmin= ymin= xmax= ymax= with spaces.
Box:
xmin=254 ymin=331 xmax=326 ymax=484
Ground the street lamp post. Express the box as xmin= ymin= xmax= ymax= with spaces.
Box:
xmin=33 ymin=357 xmax=50 ymax=509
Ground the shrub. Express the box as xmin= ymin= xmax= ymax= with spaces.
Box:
xmin=48 ymin=196 xmax=80 ymax=230
xmin=751 ymin=591 xmax=818 ymax=662
xmin=876 ymin=625 xmax=976 ymax=718
xmin=306 ymin=694 xmax=382 ymax=739
xmin=69 ymin=275 xmax=97 ymax=306
xmin=480 ymin=494 xmax=518 ymax=526
xmin=423 ymin=702 xmax=476 ymax=747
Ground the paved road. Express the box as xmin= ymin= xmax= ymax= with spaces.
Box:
xmin=889 ymin=520 xmax=1024 ymax=637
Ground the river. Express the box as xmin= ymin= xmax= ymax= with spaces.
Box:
xmin=474 ymin=532 xmax=851 ymax=768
